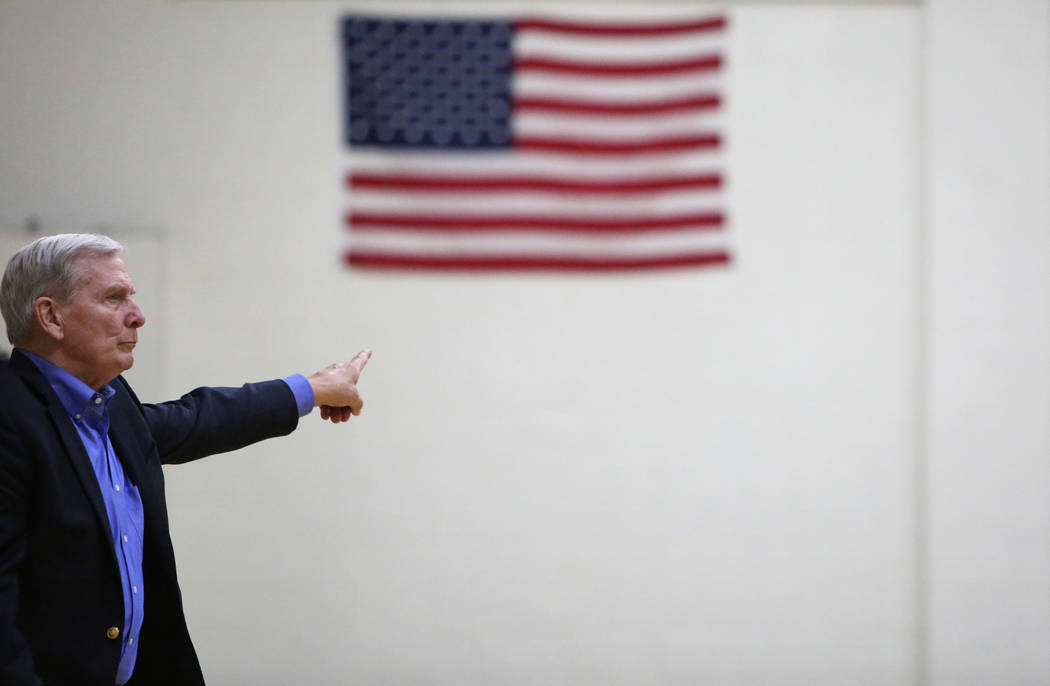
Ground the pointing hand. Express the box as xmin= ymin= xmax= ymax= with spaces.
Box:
xmin=307 ymin=349 xmax=372 ymax=423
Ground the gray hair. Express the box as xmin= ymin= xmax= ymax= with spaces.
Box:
xmin=1 ymin=233 xmax=123 ymax=346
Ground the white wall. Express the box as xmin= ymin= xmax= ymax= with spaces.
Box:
xmin=0 ymin=1 xmax=1045 ymax=685
xmin=925 ymin=1 xmax=1050 ymax=684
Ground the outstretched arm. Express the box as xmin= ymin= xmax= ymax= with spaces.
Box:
xmin=139 ymin=348 xmax=373 ymax=464
xmin=307 ymin=348 xmax=372 ymax=424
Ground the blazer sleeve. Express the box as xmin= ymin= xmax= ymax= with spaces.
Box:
xmin=129 ymin=379 xmax=301 ymax=465
xmin=0 ymin=413 xmax=45 ymax=686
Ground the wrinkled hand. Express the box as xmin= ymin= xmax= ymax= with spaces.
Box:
xmin=307 ymin=349 xmax=372 ymax=423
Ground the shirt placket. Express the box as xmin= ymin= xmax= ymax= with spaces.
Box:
xmin=85 ymin=395 xmax=141 ymax=663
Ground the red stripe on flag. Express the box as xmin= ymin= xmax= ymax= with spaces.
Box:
xmin=346 ymin=250 xmax=731 ymax=271
xmin=515 ymin=16 xmax=727 ymax=36
xmin=347 ymin=212 xmax=725 ymax=233
xmin=348 ymin=173 xmax=722 ymax=194
xmin=515 ymin=93 xmax=721 ymax=116
xmin=514 ymin=54 xmax=722 ymax=77
xmin=515 ymin=133 xmax=720 ymax=155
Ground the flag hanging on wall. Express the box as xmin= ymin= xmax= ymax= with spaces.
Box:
xmin=340 ymin=11 xmax=729 ymax=271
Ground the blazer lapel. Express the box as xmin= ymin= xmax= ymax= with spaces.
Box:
xmin=48 ymin=403 xmax=114 ymax=534
xmin=107 ymin=419 xmax=144 ymax=488
xmin=11 ymin=351 xmax=114 ymax=540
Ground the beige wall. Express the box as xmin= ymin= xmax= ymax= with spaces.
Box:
xmin=0 ymin=1 xmax=1045 ymax=684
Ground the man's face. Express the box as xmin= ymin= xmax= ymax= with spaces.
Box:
xmin=54 ymin=253 xmax=146 ymax=389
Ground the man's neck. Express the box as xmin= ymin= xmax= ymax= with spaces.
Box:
xmin=17 ymin=344 xmax=111 ymax=391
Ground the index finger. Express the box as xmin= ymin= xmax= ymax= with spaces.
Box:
xmin=349 ymin=348 xmax=372 ymax=373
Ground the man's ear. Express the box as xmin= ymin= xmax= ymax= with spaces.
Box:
xmin=33 ymin=297 xmax=65 ymax=341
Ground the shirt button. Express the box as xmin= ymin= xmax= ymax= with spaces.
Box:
xmin=94 ymin=397 xmax=102 ymax=405
xmin=106 ymin=626 xmax=120 ymax=640
xmin=133 ymin=586 xmax=138 ymax=594
xmin=114 ymin=484 xmax=121 ymax=492
xmin=123 ymin=535 xmax=128 ymax=543
xmin=75 ymin=414 xmax=81 ymax=420
xmin=128 ymin=637 xmax=134 ymax=646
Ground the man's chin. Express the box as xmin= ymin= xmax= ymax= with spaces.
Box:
xmin=116 ymin=344 xmax=136 ymax=368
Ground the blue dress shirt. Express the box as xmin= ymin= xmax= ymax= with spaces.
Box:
xmin=21 ymin=351 xmax=313 ymax=685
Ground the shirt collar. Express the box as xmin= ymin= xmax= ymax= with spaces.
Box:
xmin=18 ymin=349 xmax=116 ymax=418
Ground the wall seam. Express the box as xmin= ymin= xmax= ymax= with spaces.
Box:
xmin=913 ymin=1 xmax=931 ymax=686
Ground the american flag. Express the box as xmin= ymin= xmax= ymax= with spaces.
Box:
xmin=341 ymin=13 xmax=729 ymax=271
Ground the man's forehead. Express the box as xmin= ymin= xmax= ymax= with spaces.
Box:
xmin=75 ymin=253 xmax=133 ymax=287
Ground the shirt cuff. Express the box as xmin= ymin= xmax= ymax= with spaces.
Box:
xmin=281 ymin=374 xmax=315 ymax=417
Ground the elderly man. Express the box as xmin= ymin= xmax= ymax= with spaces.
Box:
xmin=0 ymin=234 xmax=370 ymax=686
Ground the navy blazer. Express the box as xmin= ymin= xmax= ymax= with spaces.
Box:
xmin=0 ymin=350 xmax=300 ymax=686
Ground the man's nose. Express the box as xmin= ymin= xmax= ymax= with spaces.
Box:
xmin=126 ymin=299 xmax=146 ymax=328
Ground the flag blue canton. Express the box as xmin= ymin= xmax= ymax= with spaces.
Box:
xmin=342 ymin=17 xmax=514 ymax=149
